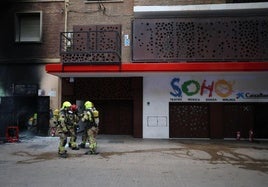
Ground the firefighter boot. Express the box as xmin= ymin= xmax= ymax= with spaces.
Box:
xmin=58 ymin=150 xmax=67 ymax=158
xmin=79 ymin=143 xmax=86 ymax=149
xmin=72 ymin=146 xmax=79 ymax=150
xmin=85 ymin=148 xmax=98 ymax=155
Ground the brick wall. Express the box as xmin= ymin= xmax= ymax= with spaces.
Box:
xmin=67 ymin=0 xmax=134 ymax=62
xmin=0 ymin=1 xmax=65 ymax=61
xmin=66 ymin=0 xmax=228 ymax=62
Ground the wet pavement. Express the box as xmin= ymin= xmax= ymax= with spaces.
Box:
xmin=0 ymin=135 xmax=268 ymax=187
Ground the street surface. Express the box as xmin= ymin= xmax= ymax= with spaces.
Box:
xmin=0 ymin=135 xmax=267 ymax=187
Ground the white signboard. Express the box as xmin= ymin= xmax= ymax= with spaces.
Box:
xmin=169 ymin=73 xmax=268 ymax=102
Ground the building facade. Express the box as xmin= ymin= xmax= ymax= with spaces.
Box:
xmin=0 ymin=0 xmax=65 ymax=138
xmin=46 ymin=0 xmax=268 ymax=139
xmin=1 ymin=0 xmax=268 ymax=139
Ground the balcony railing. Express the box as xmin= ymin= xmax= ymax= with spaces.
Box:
xmin=60 ymin=31 xmax=121 ymax=65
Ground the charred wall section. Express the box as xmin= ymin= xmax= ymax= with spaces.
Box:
xmin=0 ymin=2 xmax=64 ymax=61
xmin=0 ymin=96 xmax=50 ymax=140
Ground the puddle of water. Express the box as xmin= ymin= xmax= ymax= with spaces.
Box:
xmin=11 ymin=142 xmax=268 ymax=173
xmin=177 ymin=143 xmax=268 ymax=173
xmin=100 ymin=144 xmax=268 ymax=173
xmin=12 ymin=151 xmax=86 ymax=164
xmin=0 ymin=160 xmax=9 ymax=164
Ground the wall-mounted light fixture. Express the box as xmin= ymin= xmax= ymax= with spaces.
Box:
xmin=69 ymin=77 xmax=74 ymax=83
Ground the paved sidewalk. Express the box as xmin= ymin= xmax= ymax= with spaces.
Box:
xmin=0 ymin=135 xmax=268 ymax=187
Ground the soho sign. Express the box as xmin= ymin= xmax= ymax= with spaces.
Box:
xmin=170 ymin=77 xmax=233 ymax=98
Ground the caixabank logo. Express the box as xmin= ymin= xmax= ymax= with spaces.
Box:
xmin=236 ymin=92 xmax=268 ymax=100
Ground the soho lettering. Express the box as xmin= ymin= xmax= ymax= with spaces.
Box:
xmin=170 ymin=78 xmax=233 ymax=98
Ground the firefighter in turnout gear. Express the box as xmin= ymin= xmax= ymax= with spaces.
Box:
xmin=50 ymin=109 xmax=60 ymax=136
xmin=57 ymin=101 xmax=80 ymax=158
xmin=79 ymin=101 xmax=99 ymax=154
xmin=69 ymin=104 xmax=80 ymax=148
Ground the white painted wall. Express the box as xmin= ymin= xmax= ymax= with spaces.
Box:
xmin=143 ymin=74 xmax=171 ymax=139
xmin=39 ymin=65 xmax=60 ymax=110
xmin=142 ymin=72 xmax=268 ymax=139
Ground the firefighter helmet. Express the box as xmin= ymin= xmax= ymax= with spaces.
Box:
xmin=61 ymin=101 xmax=72 ymax=109
xmin=84 ymin=101 xmax=93 ymax=109
xmin=53 ymin=109 xmax=59 ymax=116
xmin=71 ymin=104 xmax=78 ymax=111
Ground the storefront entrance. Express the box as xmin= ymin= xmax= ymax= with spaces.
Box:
xmin=169 ymin=102 xmax=268 ymax=139
xmin=61 ymin=77 xmax=142 ymax=137
xmin=169 ymin=103 xmax=210 ymax=138
xmin=95 ymin=100 xmax=133 ymax=135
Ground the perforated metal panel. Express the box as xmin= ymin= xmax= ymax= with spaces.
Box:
xmin=169 ymin=103 xmax=209 ymax=138
xmin=133 ymin=16 xmax=268 ymax=62
xmin=73 ymin=25 xmax=121 ymax=52
xmin=60 ymin=25 xmax=121 ymax=64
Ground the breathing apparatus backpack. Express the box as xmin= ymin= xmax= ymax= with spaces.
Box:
xmin=85 ymin=108 xmax=99 ymax=128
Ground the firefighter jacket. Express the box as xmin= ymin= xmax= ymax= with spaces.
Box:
xmin=82 ymin=108 xmax=99 ymax=128
xmin=58 ymin=109 xmax=80 ymax=133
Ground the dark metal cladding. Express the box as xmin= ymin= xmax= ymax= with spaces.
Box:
xmin=132 ymin=17 xmax=268 ymax=62
xmin=60 ymin=25 xmax=121 ymax=64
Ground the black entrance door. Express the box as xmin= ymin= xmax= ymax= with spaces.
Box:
xmin=169 ymin=103 xmax=210 ymax=138
xmin=96 ymin=100 xmax=133 ymax=135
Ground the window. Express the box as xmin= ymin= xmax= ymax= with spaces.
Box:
xmin=15 ymin=12 xmax=42 ymax=43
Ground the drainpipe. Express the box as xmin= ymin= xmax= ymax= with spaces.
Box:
xmin=57 ymin=0 xmax=69 ymax=109
xmin=64 ymin=0 xmax=69 ymax=33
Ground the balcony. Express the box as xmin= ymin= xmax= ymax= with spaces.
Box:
xmin=60 ymin=31 xmax=121 ymax=65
